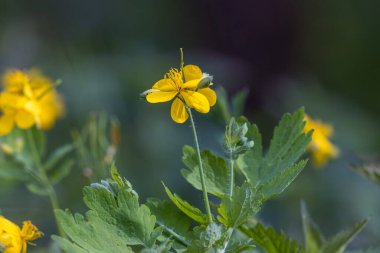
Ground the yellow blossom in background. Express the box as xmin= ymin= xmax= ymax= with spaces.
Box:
xmin=142 ymin=64 xmax=216 ymax=123
xmin=304 ymin=114 xmax=340 ymax=167
xmin=0 ymin=69 xmax=64 ymax=136
xmin=0 ymin=216 xmax=43 ymax=253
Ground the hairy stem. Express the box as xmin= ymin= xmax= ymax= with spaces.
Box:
xmin=186 ymin=107 xmax=213 ymax=223
xmin=227 ymin=149 xmax=234 ymax=197
xmin=26 ymin=129 xmax=65 ymax=237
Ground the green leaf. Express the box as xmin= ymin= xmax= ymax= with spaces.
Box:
xmin=217 ymin=183 xmax=263 ymax=228
xmin=181 ymin=145 xmax=228 ymax=197
xmin=301 ymin=202 xmax=325 ymax=253
xmin=51 ymin=236 xmax=88 ymax=253
xmin=244 ymin=223 xmax=305 ymax=253
xmin=146 ymin=198 xmax=193 ymax=246
xmin=54 ymin=184 xmax=158 ymax=252
xmin=187 ymin=224 xmax=224 ymax=253
xmin=26 ymin=182 xmax=49 ymax=196
xmin=0 ymin=159 xmax=28 ymax=181
xmin=44 ymin=144 xmax=74 ymax=171
xmin=83 ymin=186 xmax=157 ymax=246
xmin=300 ymin=202 xmax=367 ymax=253
xmin=237 ymin=108 xmax=312 ymax=199
xmin=140 ymin=238 xmax=173 ymax=253
xmin=215 ymin=87 xmax=232 ymax=124
xmin=231 ymin=88 xmax=249 ymax=117
xmin=110 ymin=162 xmax=124 ymax=187
xmin=163 ymin=183 xmax=209 ymax=225
xmin=351 ymin=163 xmax=380 ymax=186
xmin=225 ymin=238 xmax=255 ymax=253
xmin=260 ymin=160 xmax=308 ymax=199
xmin=48 ymin=159 xmax=75 ymax=184
xmin=236 ymin=118 xmax=262 ymax=186
xmin=320 ymin=219 xmax=368 ymax=253
xmin=53 ymin=210 xmax=134 ymax=253
xmin=262 ymin=108 xmax=311 ymax=181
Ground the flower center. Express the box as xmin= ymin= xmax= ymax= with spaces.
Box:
xmin=164 ymin=68 xmax=183 ymax=91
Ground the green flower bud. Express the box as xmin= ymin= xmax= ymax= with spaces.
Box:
xmin=224 ymin=117 xmax=254 ymax=159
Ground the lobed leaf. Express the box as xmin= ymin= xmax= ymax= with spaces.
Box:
xmin=43 ymin=144 xmax=74 ymax=171
xmin=83 ymin=186 xmax=157 ymax=246
xmin=54 ymin=184 xmax=159 ymax=252
xmin=260 ymin=159 xmax=308 ymax=199
xmin=244 ymin=223 xmax=305 ymax=253
xmin=301 ymin=201 xmax=325 ymax=253
xmin=163 ymin=183 xmax=209 ymax=225
xmin=146 ymin=198 xmax=193 ymax=246
xmin=237 ymin=108 xmax=312 ymax=200
xmin=53 ymin=210 xmax=134 ymax=253
xmin=320 ymin=219 xmax=368 ymax=253
xmin=217 ymin=183 xmax=263 ymax=228
xmin=181 ymin=145 xmax=228 ymax=197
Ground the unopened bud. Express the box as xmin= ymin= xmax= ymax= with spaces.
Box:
xmin=140 ymin=89 xmax=160 ymax=98
xmin=197 ymin=73 xmax=213 ymax=89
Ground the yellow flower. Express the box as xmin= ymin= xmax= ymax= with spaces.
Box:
xmin=304 ymin=114 xmax=340 ymax=167
xmin=143 ymin=65 xmax=217 ymax=123
xmin=0 ymin=216 xmax=43 ymax=253
xmin=0 ymin=69 xmax=64 ymax=136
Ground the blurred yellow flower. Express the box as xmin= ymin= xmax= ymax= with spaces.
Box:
xmin=304 ymin=114 xmax=340 ymax=167
xmin=0 ymin=69 xmax=64 ymax=136
xmin=0 ymin=216 xmax=43 ymax=253
xmin=142 ymin=65 xmax=216 ymax=123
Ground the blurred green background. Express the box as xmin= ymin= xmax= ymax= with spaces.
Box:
xmin=0 ymin=0 xmax=379 ymax=251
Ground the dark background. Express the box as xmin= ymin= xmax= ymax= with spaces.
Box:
xmin=0 ymin=0 xmax=379 ymax=251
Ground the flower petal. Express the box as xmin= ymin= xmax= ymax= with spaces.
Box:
xmin=181 ymin=91 xmax=210 ymax=114
xmin=183 ymin=65 xmax=202 ymax=82
xmin=146 ymin=91 xmax=177 ymax=103
xmin=15 ymin=110 xmax=35 ymax=129
xmin=171 ymin=98 xmax=189 ymax=123
xmin=182 ymin=79 xmax=202 ymax=89
xmin=152 ymin=79 xmax=177 ymax=91
xmin=197 ymin=88 xmax=217 ymax=106
xmin=0 ymin=114 xmax=15 ymax=136
xmin=0 ymin=216 xmax=21 ymax=236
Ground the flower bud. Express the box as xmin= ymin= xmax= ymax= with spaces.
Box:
xmin=224 ymin=117 xmax=254 ymax=159
xmin=197 ymin=73 xmax=213 ymax=89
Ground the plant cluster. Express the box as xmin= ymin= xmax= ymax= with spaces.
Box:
xmin=0 ymin=50 xmax=376 ymax=253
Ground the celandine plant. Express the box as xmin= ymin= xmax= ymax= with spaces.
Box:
xmin=48 ymin=50 xmax=370 ymax=253
xmin=0 ymin=68 xmax=71 ymax=242
xmin=0 ymin=51 xmax=376 ymax=253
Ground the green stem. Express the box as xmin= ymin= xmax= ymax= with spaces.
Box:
xmin=227 ymin=149 xmax=234 ymax=197
xmin=186 ymin=107 xmax=213 ymax=223
xmin=26 ymin=129 xmax=65 ymax=237
xmin=180 ymin=48 xmax=185 ymax=81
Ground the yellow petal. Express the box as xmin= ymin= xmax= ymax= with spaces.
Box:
xmin=15 ymin=110 xmax=35 ymax=129
xmin=0 ymin=216 xmax=21 ymax=236
xmin=182 ymin=79 xmax=202 ymax=89
xmin=146 ymin=91 xmax=177 ymax=103
xmin=197 ymin=88 xmax=217 ymax=106
xmin=0 ymin=93 xmax=27 ymax=109
xmin=0 ymin=114 xmax=15 ymax=136
xmin=181 ymin=91 xmax=210 ymax=114
xmin=183 ymin=65 xmax=202 ymax=82
xmin=152 ymin=79 xmax=177 ymax=91
xmin=2 ymin=69 xmax=28 ymax=93
xmin=170 ymin=98 xmax=189 ymax=123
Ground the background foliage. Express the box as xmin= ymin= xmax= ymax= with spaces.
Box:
xmin=0 ymin=0 xmax=379 ymax=251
